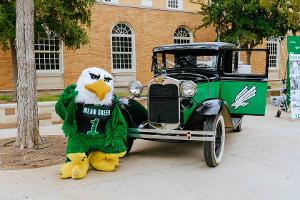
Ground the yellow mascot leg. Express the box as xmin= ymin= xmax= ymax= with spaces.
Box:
xmin=89 ymin=151 xmax=126 ymax=172
xmin=60 ymin=153 xmax=89 ymax=179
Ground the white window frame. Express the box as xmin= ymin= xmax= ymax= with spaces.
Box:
xmin=174 ymin=27 xmax=193 ymax=44
xmin=96 ymin=0 xmax=118 ymax=4
xmin=35 ymin=33 xmax=64 ymax=75
xmin=166 ymin=0 xmax=183 ymax=10
xmin=267 ymin=37 xmax=280 ymax=71
xmin=142 ymin=0 xmax=152 ymax=7
xmin=110 ymin=23 xmax=136 ymax=73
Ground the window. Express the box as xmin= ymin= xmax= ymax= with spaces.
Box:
xmin=96 ymin=0 xmax=118 ymax=4
xmin=167 ymin=0 xmax=183 ymax=9
xmin=111 ymin=23 xmax=135 ymax=72
xmin=142 ymin=0 xmax=152 ymax=7
xmin=223 ymin=50 xmax=268 ymax=76
xmin=34 ymin=33 xmax=62 ymax=72
xmin=267 ymin=37 xmax=280 ymax=70
xmin=154 ymin=51 xmax=218 ymax=71
xmin=174 ymin=27 xmax=192 ymax=44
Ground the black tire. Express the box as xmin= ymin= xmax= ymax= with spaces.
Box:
xmin=203 ymin=114 xmax=225 ymax=167
xmin=275 ymin=110 xmax=281 ymax=118
xmin=125 ymin=137 xmax=134 ymax=156
xmin=234 ymin=119 xmax=242 ymax=132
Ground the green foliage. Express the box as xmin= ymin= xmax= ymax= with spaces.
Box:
xmin=0 ymin=1 xmax=16 ymax=49
xmin=0 ymin=0 xmax=96 ymax=50
xmin=260 ymin=0 xmax=300 ymax=35
xmin=192 ymin=0 xmax=300 ymax=48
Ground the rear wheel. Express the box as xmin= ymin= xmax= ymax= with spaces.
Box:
xmin=275 ymin=110 xmax=281 ymax=118
xmin=203 ymin=114 xmax=225 ymax=167
xmin=234 ymin=118 xmax=242 ymax=132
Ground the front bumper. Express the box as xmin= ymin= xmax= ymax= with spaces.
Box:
xmin=128 ymin=128 xmax=215 ymax=141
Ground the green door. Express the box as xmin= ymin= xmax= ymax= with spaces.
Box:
xmin=220 ymin=49 xmax=269 ymax=116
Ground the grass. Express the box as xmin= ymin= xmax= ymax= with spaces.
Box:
xmin=115 ymin=91 xmax=130 ymax=97
xmin=37 ymin=94 xmax=60 ymax=102
xmin=0 ymin=92 xmax=131 ymax=103
xmin=0 ymin=96 xmax=13 ymax=102
xmin=0 ymin=95 xmax=60 ymax=103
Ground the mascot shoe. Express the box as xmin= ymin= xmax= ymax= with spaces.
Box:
xmin=89 ymin=151 xmax=126 ymax=172
xmin=60 ymin=153 xmax=89 ymax=179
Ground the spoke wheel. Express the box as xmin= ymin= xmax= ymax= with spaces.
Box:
xmin=203 ymin=114 xmax=225 ymax=167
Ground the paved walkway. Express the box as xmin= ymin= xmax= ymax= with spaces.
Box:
xmin=0 ymin=124 xmax=63 ymax=139
xmin=0 ymin=105 xmax=300 ymax=200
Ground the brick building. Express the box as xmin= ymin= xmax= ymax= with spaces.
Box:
xmin=0 ymin=0 xmax=215 ymax=93
xmin=0 ymin=0 xmax=285 ymax=94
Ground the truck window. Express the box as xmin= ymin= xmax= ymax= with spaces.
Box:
xmin=223 ymin=49 xmax=268 ymax=77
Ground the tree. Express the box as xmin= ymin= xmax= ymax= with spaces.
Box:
xmin=260 ymin=0 xmax=300 ymax=35
xmin=0 ymin=0 xmax=95 ymax=100
xmin=15 ymin=0 xmax=40 ymax=149
xmin=0 ymin=0 xmax=96 ymax=149
xmin=192 ymin=0 xmax=300 ymax=63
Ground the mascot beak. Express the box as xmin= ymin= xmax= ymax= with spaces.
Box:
xmin=85 ymin=80 xmax=111 ymax=101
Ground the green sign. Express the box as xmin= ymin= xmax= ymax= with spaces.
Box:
xmin=287 ymin=36 xmax=300 ymax=119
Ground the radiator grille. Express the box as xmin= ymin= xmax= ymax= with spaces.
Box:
xmin=148 ymin=84 xmax=179 ymax=124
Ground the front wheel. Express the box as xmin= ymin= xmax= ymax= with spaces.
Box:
xmin=203 ymin=114 xmax=225 ymax=167
xmin=125 ymin=137 xmax=134 ymax=156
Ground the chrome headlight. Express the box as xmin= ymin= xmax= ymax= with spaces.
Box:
xmin=128 ymin=81 xmax=143 ymax=96
xmin=180 ymin=81 xmax=197 ymax=97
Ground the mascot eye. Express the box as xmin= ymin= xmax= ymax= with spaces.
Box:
xmin=89 ymin=73 xmax=100 ymax=80
xmin=104 ymin=77 xmax=112 ymax=82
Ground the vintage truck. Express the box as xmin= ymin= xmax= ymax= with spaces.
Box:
xmin=119 ymin=42 xmax=269 ymax=167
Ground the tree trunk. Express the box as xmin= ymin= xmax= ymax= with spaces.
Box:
xmin=15 ymin=0 xmax=41 ymax=149
xmin=246 ymin=50 xmax=252 ymax=65
xmin=10 ymin=41 xmax=18 ymax=101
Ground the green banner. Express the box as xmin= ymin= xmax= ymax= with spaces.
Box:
xmin=287 ymin=36 xmax=300 ymax=119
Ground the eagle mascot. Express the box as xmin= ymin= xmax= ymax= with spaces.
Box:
xmin=55 ymin=67 xmax=127 ymax=179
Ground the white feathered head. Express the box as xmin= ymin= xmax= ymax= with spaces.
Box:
xmin=75 ymin=67 xmax=114 ymax=105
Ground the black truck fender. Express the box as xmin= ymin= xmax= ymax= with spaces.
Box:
xmin=119 ymin=98 xmax=148 ymax=128
xmin=186 ymin=98 xmax=233 ymax=130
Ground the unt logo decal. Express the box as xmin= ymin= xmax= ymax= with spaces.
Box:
xmin=231 ymin=85 xmax=256 ymax=109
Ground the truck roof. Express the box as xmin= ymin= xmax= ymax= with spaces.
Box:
xmin=153 ymin=42 xmax=236 ymax=52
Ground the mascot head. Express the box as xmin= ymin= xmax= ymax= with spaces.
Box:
xmin=75 ymin=67 xmax=114 ymax=105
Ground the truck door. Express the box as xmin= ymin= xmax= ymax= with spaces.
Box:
xmin=220 ymin=49 xmax=269 ymax=116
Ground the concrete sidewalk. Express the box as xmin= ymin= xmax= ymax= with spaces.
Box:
xmin=0 ymin=124 xmax=63 ymax=139
xmin=0 ymin=105 xmax=300 ymax=200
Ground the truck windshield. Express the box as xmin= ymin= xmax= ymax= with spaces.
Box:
xmin=154 ymin=51 xmax=219 ymax=71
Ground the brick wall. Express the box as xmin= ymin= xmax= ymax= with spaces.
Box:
xmin=63 ymin=3 xmax=215 ymax=86
xmin=0 ymin=49 xmax=13 ymax=90
xmin=0 ymin=2 xmax=214 ymax=91
xmin=239 ymin=50 xmax=268 ymax=75
xmin=119 ymin=0 xmax=201 ymax=12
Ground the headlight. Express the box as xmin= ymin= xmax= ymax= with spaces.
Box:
xmin=128 ymin=81 xmax=143 ymax=96
xmin=180 ymin=81 xmax=197 ymax=97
